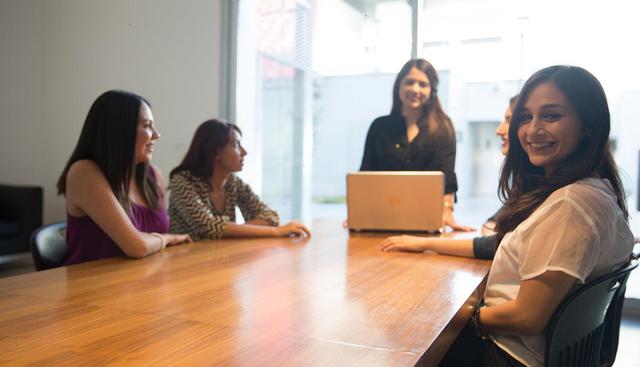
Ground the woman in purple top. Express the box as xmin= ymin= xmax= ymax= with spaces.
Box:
xmin=57 ymin=90 xmax=191 ymax=265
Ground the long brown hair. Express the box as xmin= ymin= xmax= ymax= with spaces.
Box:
xmin=390 ymin=59 xmax=455 ymax=140
xmin=170 ymin=119 xmax=241 ymax=182
xmin=494 ymin=66 xmax=627 ymax=242
xmin=57 ymin=90 xmax=161 ymax=212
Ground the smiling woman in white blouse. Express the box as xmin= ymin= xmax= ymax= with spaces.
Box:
xmin=439 ymin=66 xmax=633 ymax=367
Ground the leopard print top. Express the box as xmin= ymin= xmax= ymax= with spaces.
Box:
xmin=168 ymin=171 xmax=279 ymax=240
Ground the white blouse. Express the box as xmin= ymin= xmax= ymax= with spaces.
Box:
xmin=484 ymin=178 xmax=633 ymax=367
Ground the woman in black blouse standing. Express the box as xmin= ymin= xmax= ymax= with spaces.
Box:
xmin=360 ymin=58 xmax=471 ymax=231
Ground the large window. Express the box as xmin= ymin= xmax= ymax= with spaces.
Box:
xmin=235 ymin=0 xmax=315 ymax=221
xmin=235 ymin=0 xmax=413 ymax=221
xmin=233 ymin=0 xmax=640 ymax=300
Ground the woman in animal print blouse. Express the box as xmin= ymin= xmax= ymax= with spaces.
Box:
xmin=168 ymin=119 xmax=311 ymax=240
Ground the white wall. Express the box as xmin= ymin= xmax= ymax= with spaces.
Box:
xmin=0 ymin=0 xmax=224 ymax=223
xmin=0 ymin=1 xmax=46 ymax=193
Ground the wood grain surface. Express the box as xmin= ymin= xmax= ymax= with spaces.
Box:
xmin=0 ymin=220 xmax=490 ymax=366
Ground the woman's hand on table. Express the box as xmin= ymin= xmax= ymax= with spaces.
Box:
xmin=379 ymin=235 xmax=428 ymax=253
xmin=276 ymin=221 xmax=311 ymax=238
xmin=165 ymin=233 xmax=193 ymax=246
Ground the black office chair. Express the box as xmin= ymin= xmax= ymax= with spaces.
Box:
xmin=545 ymin=259 xmax=638 ymax=367
xmin=0 ymin=184 xmax=43 ymax=255
xmin=30 ymin=221 xmax=67 ymax=271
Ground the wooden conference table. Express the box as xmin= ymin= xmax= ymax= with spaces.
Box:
xmin=0 ymin=220 xmax=490 ymax=366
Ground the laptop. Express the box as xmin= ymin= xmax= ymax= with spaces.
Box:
xmin=346 ymin=171 xmax=444 ymax=233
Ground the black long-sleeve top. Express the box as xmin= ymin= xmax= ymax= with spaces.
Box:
xmin=359 ymin=114 xmax=458 ymax=194
xmin=473 ymin=234 xmax=498 ymax=260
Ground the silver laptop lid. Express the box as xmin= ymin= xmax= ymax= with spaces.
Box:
xmin=347 ymin=171 xmax=444 ymax=233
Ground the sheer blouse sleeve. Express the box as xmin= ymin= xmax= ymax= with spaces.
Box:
xmin=517 ymin=197 xmax=599 ymax=284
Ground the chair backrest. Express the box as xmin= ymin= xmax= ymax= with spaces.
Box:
xmin=0 ymin=184 xmax=43 ymax=255
xmin=545 ymin=259 xmax=638 ymax=367
xmin=30 ymin=221 xmax=67 ymax=271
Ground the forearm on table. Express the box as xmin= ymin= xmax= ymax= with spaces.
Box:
xmin=222 ymin=222 xmax=278 ymax=238
xmin=423 ymin=237 xmax=475 ymax=257
xmin=245 ymin=218 xmax=272 ymax=226
xmin=111 ymin=231 xmax=165 ymax=259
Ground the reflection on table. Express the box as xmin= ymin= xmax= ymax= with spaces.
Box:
xmin=0 ymin=220 xmax=490 ymax=366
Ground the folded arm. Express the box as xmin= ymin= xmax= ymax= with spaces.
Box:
xmin=478 ymin=270 xmax=576 ymax=336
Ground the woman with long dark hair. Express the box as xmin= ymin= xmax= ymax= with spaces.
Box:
xmin=439 ymin=66 xmax=633 ymax=367
xmin=168 ymin=119 xmax=311 ymax=240
xmin=360 ymin=59 xmax=470 ymax=231
xmin=57 ymin=90 xmax=191 ymax=265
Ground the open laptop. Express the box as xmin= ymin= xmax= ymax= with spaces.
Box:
xmin=346 ymin=171 xmax=444 ymax=233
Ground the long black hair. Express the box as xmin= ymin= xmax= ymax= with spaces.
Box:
xmin=494 ymin=65 xmax=627 ymax=241
xmin=170 ymin=119 xmax=241 ymax=183
xmin=390 ymin=59 xmax=455 ymax=139
xmin=57 ymin=90 xmax=161 ymax=212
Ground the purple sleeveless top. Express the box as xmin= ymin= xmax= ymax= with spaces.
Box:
xmin=62 ymin=203 xmax=170 ymax=266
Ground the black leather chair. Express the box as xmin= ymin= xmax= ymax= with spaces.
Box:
xmin=545 ymin=259 xmax=638 ymax=367
xmin=30 ymin=221 xmax=67 ymax=271
xmin=0 ymin=184 xmax=43 ymax=256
